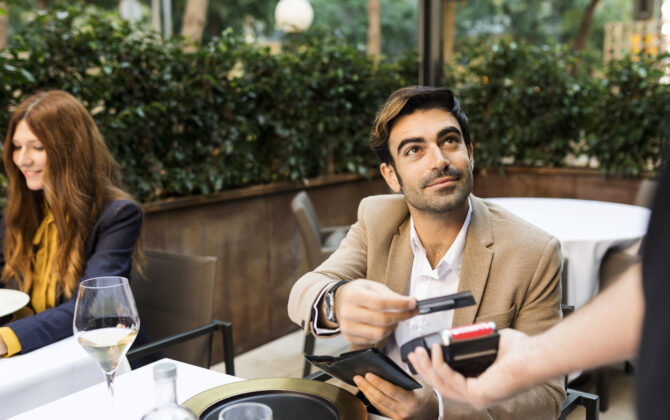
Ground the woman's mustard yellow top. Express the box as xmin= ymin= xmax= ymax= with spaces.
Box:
xmin=0 ymin=207 xmax=59 ymax=356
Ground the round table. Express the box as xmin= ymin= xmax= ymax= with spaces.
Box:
xmin=486 ymin=198 xmax=651 ymax=308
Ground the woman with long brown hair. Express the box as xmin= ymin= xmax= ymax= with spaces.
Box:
xmin=0 ymin=90 xmax=143 ymax=356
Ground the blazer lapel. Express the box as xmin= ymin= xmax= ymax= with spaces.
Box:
xmin=385 ymin=217 xmax=413 ymax=296
xmin=454 ymin=196 xmax=494 ymax=326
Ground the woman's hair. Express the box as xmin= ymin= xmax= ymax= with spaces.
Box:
xmin=2 ymin=90 xmax=142 ymax=298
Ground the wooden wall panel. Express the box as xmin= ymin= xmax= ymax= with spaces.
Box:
xmin=473 ymin=168 xmax=643 ymax=204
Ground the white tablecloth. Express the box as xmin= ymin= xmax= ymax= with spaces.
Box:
xmin=0 ymin=336 xmax=131 ymax=418
xmin=12 ymin=358 xmax=242 ymax=420
xmin=11 ymin=358 xmax=392 ymax=420
xmin=487 ymin=198 xmax=651 ymax=307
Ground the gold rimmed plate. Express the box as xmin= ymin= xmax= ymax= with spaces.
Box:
xmin=183 ymin=378 xmax=367 ymax=420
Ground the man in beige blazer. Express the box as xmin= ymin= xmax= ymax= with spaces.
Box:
xmin=288 ymin=86 xmax=565 ymax=419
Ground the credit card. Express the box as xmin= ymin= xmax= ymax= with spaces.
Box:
xmin=415 ymin=290 xmax=476 ymax=314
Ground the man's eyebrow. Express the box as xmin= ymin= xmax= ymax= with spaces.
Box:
xmin=396 ymin=137 xmax=424 ymax=155
xmin=437 ymin=127 xmax=462 ymax=139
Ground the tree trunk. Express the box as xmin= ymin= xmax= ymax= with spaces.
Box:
xmin=442 ymin=1 xmax=457 ymax=63
xmin=574 ymin=0 xmax=601 ymax=51
xmin=35 ymin=0 xmax=49 ymax=9
xmin=367 ymin=0 xmax=381 ymax=57
xmin=0 ymin=2 xmax=7 ymax=50
xmin=180 ymin=0 xmax=209 ymax=42
xmin=151 ymin=0 xmax=161 ymax=33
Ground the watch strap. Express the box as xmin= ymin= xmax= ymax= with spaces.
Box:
xmin=328 ymin=279 xmax=350 ymax=296
xmin=325 ymin=279 xmax=349 ymax=322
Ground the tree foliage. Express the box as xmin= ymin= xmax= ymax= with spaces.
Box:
xmin=455 ymin=0 xmax=632 ymax=62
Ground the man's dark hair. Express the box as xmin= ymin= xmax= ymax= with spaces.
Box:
xmin=369 ymin=86 xmax=470 ymax=164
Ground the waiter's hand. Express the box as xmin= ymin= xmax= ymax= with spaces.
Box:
xmin=354 ymin=373 xmax=438 ymax=420
xmin=330 ymin=279 xmax=416 ymax=345
xmin=408 ymin=328 xmax=533 ymax=410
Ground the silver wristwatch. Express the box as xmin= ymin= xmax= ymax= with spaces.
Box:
xmin=324 ymin=280 xmax=349 ymax=323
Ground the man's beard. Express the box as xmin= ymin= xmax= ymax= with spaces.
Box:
xmin=398 ymin=164 xmax=473 ymax=214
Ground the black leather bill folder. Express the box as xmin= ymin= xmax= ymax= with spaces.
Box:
xmin=305 ymin=347 xmax=421 ymax=390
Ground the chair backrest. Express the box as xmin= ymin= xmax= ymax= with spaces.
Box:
xmin=130 ymin=249 xmax=217 ymax=367
xmin=599 ymin=249 xmax=641 ymax=290
xmin=635 ymin=179 xmax=658 ymax=209
xmin=292 ymin=191 xmax=327 ymax=268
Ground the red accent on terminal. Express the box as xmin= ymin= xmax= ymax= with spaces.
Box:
xmin=448 ymin=322 xmax=496 ymax=341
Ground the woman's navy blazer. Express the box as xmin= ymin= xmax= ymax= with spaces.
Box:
xmin=0 ymin=200 xmax=142 ymax=354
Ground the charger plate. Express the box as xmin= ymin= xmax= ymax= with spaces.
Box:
xmin=183 ymin=378 xmax=367 ymax=420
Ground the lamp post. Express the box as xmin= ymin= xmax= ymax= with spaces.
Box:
xmin=274 ymin=0 xmax=314 ymax=33
xmin=151 ymin=0 xmax=161 ymax=33
xmin=418 ymin=0 xmax=443 ymax=87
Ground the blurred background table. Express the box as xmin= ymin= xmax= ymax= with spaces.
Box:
xmin=487 ymin=198 xmax=650 ymax=308
xmin=0 ymin=336 xmax=131 ymax=418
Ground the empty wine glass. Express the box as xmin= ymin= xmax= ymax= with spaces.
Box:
xmin=73 ymin=276 xmax=140 ymax=401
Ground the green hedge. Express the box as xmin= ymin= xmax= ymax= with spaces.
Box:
xmin=1 ymin=6 xmax=668 ymax=203
xmin=446 ymin=41 xmax=669 ymax=176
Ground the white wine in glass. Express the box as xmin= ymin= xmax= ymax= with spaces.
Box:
xmin=73 ymin=276 xmax=140 ymax=400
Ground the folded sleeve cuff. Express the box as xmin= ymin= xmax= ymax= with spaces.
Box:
xmin=0 ymin=326 xmax=22 ymax=357
xmin=312 ymin=282 xmax=341 ymax=336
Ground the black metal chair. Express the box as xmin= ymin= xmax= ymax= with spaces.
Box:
xmin=559 ymin=388 xmax=600 ymax=420
xmin=127 ymin=319 xmax=235 ymax=375
xmin=126 ymin=249 xmax=235 ymax=374
xmin=589 ymin=249 xmax=641 ymax=412
xmin=560 ymin=304 xmax=600 ymax=420
xmin=291 ymin=191 xmax=349 ymax=376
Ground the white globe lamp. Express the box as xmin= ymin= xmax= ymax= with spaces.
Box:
xmin=275 ymin=0 xmax=314 ymax=33
xmin=119 ymin=0 xmax=143 ymax=23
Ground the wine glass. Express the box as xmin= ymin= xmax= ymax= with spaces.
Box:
xmin=73 ymin=276 xmax=140 ymax=401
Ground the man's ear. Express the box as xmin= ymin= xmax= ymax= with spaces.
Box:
xmin=380 ymin=162 xmax=401 ymax=193
xmin=467 ymin=143 xmax=474 ymax=170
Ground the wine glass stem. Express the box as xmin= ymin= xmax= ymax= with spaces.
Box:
xmin=104 ymin=372 xmax=117 ymax=420
xmin=104 ymin=371 xmax=116 ymax=397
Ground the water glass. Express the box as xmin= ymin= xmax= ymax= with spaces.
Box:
xmin=219 ymin=402 xmax=273 ymax=420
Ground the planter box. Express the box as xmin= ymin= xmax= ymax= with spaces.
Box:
xmin=473 ymin=167 xmax=645 ymax=204
xmin=141 ymin=167 xmax=646 ymax=360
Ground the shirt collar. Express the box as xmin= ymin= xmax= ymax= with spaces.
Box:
xmin=409 ymin=197 xmax=472 ymax=275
